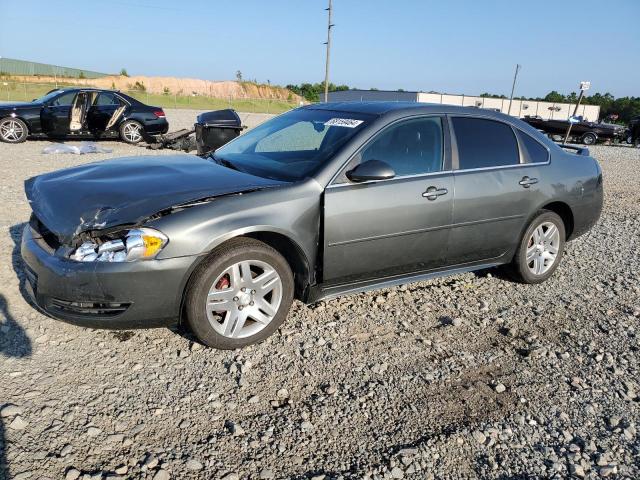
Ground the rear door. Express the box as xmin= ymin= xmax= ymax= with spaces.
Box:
xmin=40 ymin=91 xmax=77 ymax=135
xmin=447 ymin=116 xmax=548 ymax=265
xmin=87 ymin=92 xmax=124 ymax=132
xmin=323 ymin=116 xmax=454 ymax=284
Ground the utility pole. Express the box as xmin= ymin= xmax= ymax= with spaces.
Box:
xmin=507 ymin=64 xmax=521 ymax=115
xmin=563 ymin=81 xmax=591 ymax=145
xmin=323 ymin=0 xmax=334 ymax=103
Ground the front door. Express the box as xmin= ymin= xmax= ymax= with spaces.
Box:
xmin=323 ymin=116 xmax=454 ymax=284
xmin=447 ymin=116 xmax=547 ymax=265
xmin=40 ymin=90 xmax=77 ymax=136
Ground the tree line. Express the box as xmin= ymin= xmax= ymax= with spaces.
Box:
xmin=480 ymin=91 xmax=639 ymax=123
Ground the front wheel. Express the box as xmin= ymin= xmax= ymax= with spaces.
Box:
xmin=0 ymin=117 xmax=28 ymax=143
xmin=184 ymin=238 xmax=294 ymax=349
xmin=119 ymin=120 xmax=145 ymax=144
xmin=509 ymin=211 xmax=565 ymax=284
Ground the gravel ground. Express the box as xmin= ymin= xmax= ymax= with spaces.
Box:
xmin=0 ymin=142 xmax=639 ymax=480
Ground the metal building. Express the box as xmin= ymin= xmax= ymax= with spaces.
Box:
xmin=327 ymin=89 xmax=601 ymax=122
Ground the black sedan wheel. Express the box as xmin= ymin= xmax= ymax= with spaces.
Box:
xmin=0 ymin=117 xmax=28 ymax=143
xmin=581 ymin=132 xmax=597 ymax=145
xmin=185 ymin=238 xmax=294 ymax=349
xmin=509 ymin=210 xmax=565 ymax=284
xmin=119 ymin=120 xmax=144 ymax=144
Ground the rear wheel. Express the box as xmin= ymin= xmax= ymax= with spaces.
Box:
xmin=0 ymin=117 xmax=28 ymax=143
xmin=119 ymin=120 xmax=144 ymax=144
xmin=509 ymin=210 xmax=565 ymax=284
xmin=581 ymin=132 xmax=597 ymax=145
xmin=185 ymin=238 xmax=294 ymax=349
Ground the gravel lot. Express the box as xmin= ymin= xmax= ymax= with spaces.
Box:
xmin=0 ymin=140 xmax=639 ymax=480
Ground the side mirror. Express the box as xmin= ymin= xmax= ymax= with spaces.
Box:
xmin=346 ymin=159 xmax=395 ymax=182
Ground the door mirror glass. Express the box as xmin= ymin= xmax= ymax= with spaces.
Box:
xmin=346 ymin=159 xmax=395 ymax=182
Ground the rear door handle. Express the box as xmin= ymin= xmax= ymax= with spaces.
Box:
xmin=422 ymin=186 xmax=448 ymax=200
xmin=519 ymin=176 xmax=539 ymax=188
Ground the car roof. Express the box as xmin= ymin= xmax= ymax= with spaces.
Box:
xmin=305 ymin=101 xmax=516 ymax=120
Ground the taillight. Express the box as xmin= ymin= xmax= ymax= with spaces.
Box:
xmin=153 ymin=110 xmax=165 ymax=118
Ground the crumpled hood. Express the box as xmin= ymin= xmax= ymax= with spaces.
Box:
xmin=25 ymin=154 xmax=286 ymax=244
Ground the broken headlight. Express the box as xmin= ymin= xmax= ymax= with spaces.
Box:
xmin=70 ymin=228 xmax=168 ymax=262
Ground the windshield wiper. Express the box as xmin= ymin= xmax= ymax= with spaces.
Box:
xmin=212 ymin=154 xmax=241 ymax=172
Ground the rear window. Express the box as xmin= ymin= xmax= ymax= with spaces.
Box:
xmin=518 ymin=131 xmax=549 ymax=164
xmin=452 ymin=117 xmax=520 ymax=170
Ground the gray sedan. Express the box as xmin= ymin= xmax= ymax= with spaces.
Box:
xmin=22 ymin=102 xmax=603 ymax=349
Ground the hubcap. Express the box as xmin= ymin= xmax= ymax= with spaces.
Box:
xmin=123 ymin=123 xmax=142 ymax=142
xmin=0 ymin=120 xmax=24 ymax=141
xmin=526 ymin=221 xmax=560 ymax=275
xmin=206 ymin=260 xmax=282 ymax=339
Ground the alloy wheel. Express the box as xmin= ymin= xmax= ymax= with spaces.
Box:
xmin=123 ymin=122 xmax=142 ymax=143
xmin=0 ymin=119 xmax=25 ymax=142
xmin=206 ymin=259 xmax=283 ymax=339
xmin=526 ymin=221 xmax=560 ymax=275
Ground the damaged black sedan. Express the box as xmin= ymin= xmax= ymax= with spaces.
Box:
xmin=21 ymin=103 xmax=603 ymax=349
xmin=0 ymin=87 xmax=168 ymax=144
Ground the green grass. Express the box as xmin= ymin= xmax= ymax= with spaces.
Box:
xmin=0 ymin=81 xmax=298 ymax=114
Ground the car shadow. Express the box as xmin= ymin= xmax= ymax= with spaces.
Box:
xmin=3 ymin=223 xmax=34 ymax=478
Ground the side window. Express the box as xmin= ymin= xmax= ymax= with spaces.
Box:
xmin=51 ymin=92 xmax=76 ymax=107
xmin=94 ymin=92 xmax=120 ymax=106
xmin=517 ymin=131 xmax=549 ymax=164
xmin=359 ymin=117 xmax=443 ymax=177
xmin=452 ymin=117 xmax=519 ymax=170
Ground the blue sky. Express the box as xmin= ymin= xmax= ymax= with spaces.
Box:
xmin=1 ymin=0 xmax=638 ymax=97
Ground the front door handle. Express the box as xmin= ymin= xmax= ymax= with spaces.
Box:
xmin=422 ymin=186 xmax=448 ymax=200
xmin=519 ymin=176 xmax=539 ymax=188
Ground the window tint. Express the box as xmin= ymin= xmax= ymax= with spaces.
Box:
xmin=51 ymin=91 xmax=76 ymax=106
xmin=360 ymin=117 xmax=443 ymax=176
xmin=94 ymin=92 xmax=121 ymax=106
xmin=452 ymin=117 xmax=519 ymax=170
xmin=518 ymin=131 xmax=548 ymax=164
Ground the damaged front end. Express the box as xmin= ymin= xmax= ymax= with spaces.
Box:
xmin=70 ymin=227 xmax=168 ymax=262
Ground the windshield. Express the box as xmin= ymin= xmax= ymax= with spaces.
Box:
xmin=33 ymin=90 xmax=66 ymax=103
xmin=214 ymin=108 xmax=374 ymax=181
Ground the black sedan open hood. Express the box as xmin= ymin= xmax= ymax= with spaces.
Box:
xmin=25 ymin=154 xmax=285 ymax=244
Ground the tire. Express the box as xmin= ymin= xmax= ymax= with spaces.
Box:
xmin=508 ymin=210 xmax=566 ymax=284
xmin=119 ymin=120 xmax=145 ymax=144
xmin=184 ymin=237 xmax=294 ymax=349
xmin=581 ymin=132 xmax=597 ymax=145
xmin=0 ymin=117 xmax=28 ymax=143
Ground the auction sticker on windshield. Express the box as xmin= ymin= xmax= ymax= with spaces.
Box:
xmin=324 ymin=118 xmax=364 ymax=128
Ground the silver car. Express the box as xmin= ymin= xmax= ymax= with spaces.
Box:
xmin=21 ymin=102 xmax=603 ymax=349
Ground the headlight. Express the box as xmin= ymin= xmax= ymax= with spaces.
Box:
xmin=70 ymin=228 xmax=168 ymax=262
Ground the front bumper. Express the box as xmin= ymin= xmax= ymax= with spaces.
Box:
xmin=21 ymin=224 xmax=198 ymax=329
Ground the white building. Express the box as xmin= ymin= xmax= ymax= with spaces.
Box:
xmin=327 ymin=90 xmax=600 ymax=122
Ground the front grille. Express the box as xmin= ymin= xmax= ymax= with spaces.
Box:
xmin=30 ymin=214 xmax=62 ymax=251
xmin=48 ymin=298 xmax=131 ymax=317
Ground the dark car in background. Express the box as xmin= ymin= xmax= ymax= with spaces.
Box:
xmin=21 ymin=102 xmax=603 ymax=349
xmin=522 ymin=115 xmax=625 ymax=145
xmin=0 ymin=87 xmax=168 ymax=144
